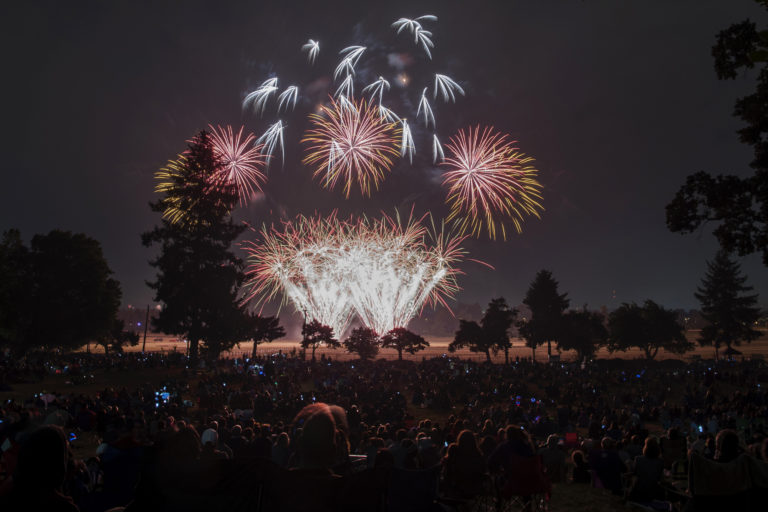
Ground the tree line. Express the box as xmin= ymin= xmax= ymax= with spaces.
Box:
xmin=447 ymin=258 xmax=761 ymax=362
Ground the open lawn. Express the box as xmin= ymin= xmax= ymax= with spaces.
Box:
xmin=101 ymin=329 xmax=768 ymax=362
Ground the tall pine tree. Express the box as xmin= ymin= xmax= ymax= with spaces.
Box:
xmin=695 ymin=250 xmax=760 ymax=359
xmin=143 ymin=131 xmax=248 ymax=364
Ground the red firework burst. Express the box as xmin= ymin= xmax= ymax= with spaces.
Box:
xmin=301 ymin=97 xmax=401 ymax=197
xmin=441 ymin=126 xmax=543 ymax=239
xmin=208 ymin=125 xmax=267 ymax=205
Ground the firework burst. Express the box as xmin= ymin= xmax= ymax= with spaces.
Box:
xmin=154 ymin=156 xmax=192 ymax=225
xmin=441 ymin=126 xmax=543 ymax=239
xmin=302 ymin=97 xmax=401 ymax=197
xmin=208 ymin=125 xmax=267 ymax=206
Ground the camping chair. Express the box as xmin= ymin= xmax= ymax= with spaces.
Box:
xmin=496 ymin=454 xmax=550 ymax=512
xmin=339 ymin=467 xmax=389 ymax=512
xmin=437 ymin=473 xmax=496 ymax=512
xmin=687 ymin=452 xmax=751 ymax=512
xmin=388 ymin=464 xmax=442 ymax=512
xmin=660 ymin=438 xmax=686 ymax=472
xmin=660 ymin=437 xmax=686 ymax=475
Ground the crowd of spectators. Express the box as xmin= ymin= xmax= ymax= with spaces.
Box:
xmin=1 ymin=350 xmax=768 ymax=511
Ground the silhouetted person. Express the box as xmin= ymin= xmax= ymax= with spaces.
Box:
xmin=488 ymin=425 xmax=535 ymax=474
xmin=2 ymin=425 xmax=79 ymax=512
xmin=277 ymin=403 xmax=344 ymax=512
xmin=628 ymin=436 xmax=664 ymax=502
xmin=443 ymin=429 xmax=486 ymax=499
xmin=571 ymin=450 xmax=591 ymax=484
xmin=714 ymin=429 xmax=741 ymax=463
xmin=590 ymin=437 xmax=626 ymax=495
xmin=539 ymin=434 xmax=566 ymax=483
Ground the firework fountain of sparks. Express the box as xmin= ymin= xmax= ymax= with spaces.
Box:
xmin=243 ymin=213 xmax=470 ymax=337
xmin=243 ymin=215 xmax=355 ymax=338
xmin=342 ymin=214 xmax=469 ymax=335
xmin=302 ymin=97 xmax=401 ymax=197
xmin=441 ymin=126 xmax=544 ymax=240
xmin=208 ymin=125 xmax=267 ymax=206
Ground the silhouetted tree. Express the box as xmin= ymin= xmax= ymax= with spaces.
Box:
xmin=558 ymin=309 xmax=608 ymax=361
xmin=695 ymin=250 xmax=760 ymax=359
xmin=518 ymin=270 xmax=570 ymax=360
xmin=608 ymin=300 xmax=692 ymax=360
xmin=248 ymin=314 xmax=286 ymax=360
xmin=343 ymin=326 xmax=380 ymax=361
xmin=21 ymin=230 xmax=123 ymax=353
xmin=96 ymin=318 xmax=139 ymax=355
xmin=0 ymin=229 xmax=31 ymax=353
xmin=449 ymin=319 xmax=491 ymax=362
xmin=666 ymin=15 xmax=768 ymax=264
xmin=301 ymin=319 xmax=339 ymax=360
xmin=143 ymin=131 xmax=247 ymax=364
xmin=481 ymin=297 xmax=517 ymax=364
xmin=381 ymin=327 xmax=429 ymax=360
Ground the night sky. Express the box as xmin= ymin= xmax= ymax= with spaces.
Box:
xmin=3 ymin=0 xmax=767 ymax=312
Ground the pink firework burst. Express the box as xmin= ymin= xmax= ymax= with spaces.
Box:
xmin=441 ymin=126 xmax=543 ymax=240
xmin=302 ymin=97 xmax=401 ymax=198
xmin=208 ymin=125 xmax=267 ymax=205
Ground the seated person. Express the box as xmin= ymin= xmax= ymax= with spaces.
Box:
xmin=627 ymin=437 xmax=665 ymax=503
xmin=443 ymin=430 xmax=486 ymax=499
xmin=589 ymin=437 xmax=626 ymax=495
xmin=538 ymin=434 xmax=566 ymax=483
xmin=488 ymin=425 xmax=535 ymax=474
xmin=1 ymin=425 xmax=79 ymax=512
xmin=571 ymin=450 xmax=591 ymax=484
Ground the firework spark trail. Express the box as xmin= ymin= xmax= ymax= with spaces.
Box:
xmin=243 ymin=77 xmax=279 ymax=116
xmin=340 ymin=45 xmax=366 ymax=66
xmin=400 ymin=119 xmax=415 ymax=163
xmin=362 ymin=76 xmax=391 ymax=105
xmin=378 ymin=104 xmax=400 ymax=123
xmin=334 ymin=57 xmax=356 ymax=80
xmin=243 ymin=213 xmax=467 ymax=337
xmin=302 ymin=39 xmax=320 ymax=64
xmin=391 ymin=15 xmax=438 ymax=39
xmin=277 ymin=86 xmax=299 ymax=112
xmin=417 ymin=87 xmax=435 ymax=128
xmin=441 ymin=126 xmax=544 ymax=239
xmin=334 ymin=75 xmax=355 ymax=98
xmin=434 ymin=74 xmax=465 ymax=102
xmin=302 ymin=97 xmax=400 ymax=197
xmin=415 ymin=29 xmax=435 ymax=59
xmin=208 ymin=125 xmax=267 ymax=205
xmin=392 ymin=15 xmax=437 ymax=59
xmin=432 ymin=134 xmax=444 ymax=163
xmin=257 ymin=120 xmax=285 ymax=167
xmin=338 ymin=95 xmax=356 ymax=112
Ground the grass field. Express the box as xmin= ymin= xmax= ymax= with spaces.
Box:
xmin=101 ymin=329 xmax=768 ymax=362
